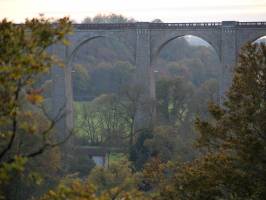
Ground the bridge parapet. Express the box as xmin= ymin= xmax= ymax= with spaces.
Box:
xmin=73 ymin=23 xmax=137 ymax=30
xmin=73 ymin=22 xmax=266 ymax=30
xmin=237 ymin=22 xmax=266 ymax=27
xmin=73 ymin=22 xmax=222 ymax=30
xmin=149 ymin=22 xmax=221 ymax=29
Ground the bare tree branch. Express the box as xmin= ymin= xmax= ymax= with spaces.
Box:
xmin=0 ymin=79 xmax=22 ymax=161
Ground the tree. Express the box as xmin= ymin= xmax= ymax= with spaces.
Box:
xmin=156 ymin=76 xmax=194 ymax=126
xmin=158 ymin=43 xmax=266 ymax=199
xmin=119 ymin=84 xmax=144 ymax=147
xmin=67 ymin=148 xmax=95 ymax=178
xmin=143 ymin=126 xmax=178 ymax=162
xmin=74 ymin=74 xmax=141 ymax=150
xmin=40 ymin=180 xmax=148 ymax=200
xmin=156 ymin=78 xmax=172 ymax=123
xmin=75 ymin=94 xmax=130 ymax=148
xmin=40 ymin=159 xmax=148 ymax=200
xmin=129 ymin=130 xmax=153 ymax=171
xmin=82 ymin=14 xmax=136 ymax=24
xmin=0 ymin=17 xmax=72 ymax=198
xmin=88 ymin=159 xmax=136 ymax=195
xmin=170 ymin=76 xmax=194 ymax=125
xmin=190 ymin=78 xmax=219 ymax=120
xmin=72 ymin=64 xmax=91 ymax=101
xmin=74 ymin=101 xmax=103 ymax=145
xmin=151 ymin=19 xmax=163 ymax=23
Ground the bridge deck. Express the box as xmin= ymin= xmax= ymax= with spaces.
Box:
xmin=73 ymin=21 xmax=266 ymax=30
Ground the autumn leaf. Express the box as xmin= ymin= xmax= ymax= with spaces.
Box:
xmin=26 ymin=88 xmax=44 ymax=104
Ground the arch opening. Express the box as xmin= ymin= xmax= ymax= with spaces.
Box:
xmin=252 ymin=36 xmax=266 ymax=44
xmin=154 ymin=35 xmax=222 ymax=88
xmin=69 ymin=36 xmax=137 ymax=155
xmin=154 ymin=35 xmax=220 ymax=62
xmin=238 ymin=35 xmax=266 ymax=57
xmin=239 ymin=35 xmax=266 ymax=53
xmin=153 ymin=35 xmax=222 ymax=161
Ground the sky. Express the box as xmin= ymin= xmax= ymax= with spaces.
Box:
xmin=1 ymin=0 xmax=266 ymax=23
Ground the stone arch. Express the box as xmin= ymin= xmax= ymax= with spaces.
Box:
xmin=67 ymin=35 xmax=104 ymax=65
xmin=237 ymin=30 xmax=266 ymax=53
xmin=151 ymin=33 xmax=223 ymax=106
xmin=64 ymin=33 xmax=136 ymax=132
xmin=251 ymin=35 xmax=266 ymax=43
xmin=67 ymin=34 xmax=135 ymax=66
xmin=152 ymin=33 xmax=221 ymax=64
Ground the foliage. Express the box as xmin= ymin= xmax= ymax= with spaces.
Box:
xmin=74 ymin=75 xmax=142 ymax=150
xmin=0 ymin=16 xmax=72 ymax=199
xmin=157 ymin=43 xmax=266 ymax=199
xmin=1 ymin=12 xmax=249 ymax=199
xmin=82 ymin=14 xmax=136 ymax=24
xmin=41 ymin=159 xmax=148 ymax=200
xmin=144 ymin=126 xmax=179 ymax=162
xmin=72 ymin=64 xmax=91 ymax=99
xmin=67 ymin=148 xmax=95 ymax=178
xmin=72 ymin=44 xmax=135 ymax=101
xmin=40 ymin=179 xmax=148 ymax=200
xmin=40 ymin=181 xmax=102 ymax=200
xmin=151 ymin=19 xmax=163 ymax=23
xmin=129 ymin=130 xmax=153 ymax=171
xmin=129 ymin=125 xmax=186 ymax=172
xmin=140 ymin=157 xmax=173 ymax=195
xmin=74 ymin=94 xmax=130 ymax=147
xmin=5 ymin=147 xmax=62 ymax=200
xmin=88 ymin=159 xmax=137 ymax=195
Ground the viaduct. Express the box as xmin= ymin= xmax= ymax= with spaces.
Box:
xmin=50 ymin=21 xmax=266 ymax=136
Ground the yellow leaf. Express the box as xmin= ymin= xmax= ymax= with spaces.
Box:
xmin=26 ymin=94 xmax=44 ymax=104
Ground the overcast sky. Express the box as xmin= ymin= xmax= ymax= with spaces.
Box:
xmin=1 ymin=0 xmax=266 ymax=22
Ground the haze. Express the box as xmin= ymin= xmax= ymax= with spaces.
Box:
xmin=1 ymin=0 xmax=266 ymax=22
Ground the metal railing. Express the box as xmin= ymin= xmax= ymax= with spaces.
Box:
xmin=73 ymin=21 xmax=266 ymax=30
xmin=149 ymin=22 xmax=221 ymax=29
xmin=73 ymin=23 xmax=137 ymax=30
xmin=237 ymin=22 xmax=266 ymax=26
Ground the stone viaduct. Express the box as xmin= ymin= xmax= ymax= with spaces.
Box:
xmin=50 ymin=21 xmax=266 ymax=136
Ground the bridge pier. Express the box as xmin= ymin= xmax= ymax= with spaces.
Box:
xmin=134 ymin=22 xmax=156 ymax=132
xmin=51 ymin=44 xmax=67 ymax=138
xmin=220 ymin=21 xmax=237 ymax=99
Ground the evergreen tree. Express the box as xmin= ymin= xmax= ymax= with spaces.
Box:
xmin=158 ymin=43 xmax=266 ymax=200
